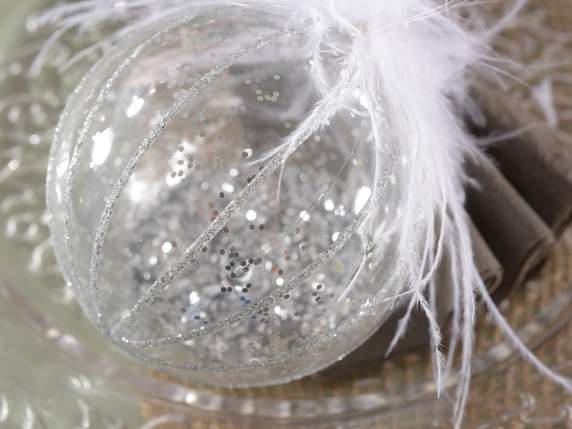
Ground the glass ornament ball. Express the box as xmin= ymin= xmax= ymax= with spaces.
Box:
xmin=46 ymin=4 xmax=406 ymax=386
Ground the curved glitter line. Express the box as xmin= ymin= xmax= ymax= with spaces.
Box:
xmin=62 ymin=12 xmax=201 ymax=322
xmin=110 ymin=69 xmax=360 ymax=339
xmin=117 ymin=151 xmax=398 ymax=349
xmin=256 ymin=133 xmax=363 ymax=264
xmin=115 ymin=132 xmax=365 ymax=344
xmin=116 ymin=132 xmax=365 ymax=324
xmin=85 ymin=28 xmax=303 ymax=335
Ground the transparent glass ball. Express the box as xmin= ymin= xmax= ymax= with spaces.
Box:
xmin=47 ymin=4 xmax=405 ymax=386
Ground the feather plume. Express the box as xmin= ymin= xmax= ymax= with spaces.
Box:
xmin=37 ymin=1 xmax=572 ymax=427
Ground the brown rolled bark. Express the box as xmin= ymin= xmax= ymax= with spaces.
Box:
xmin=470 ymin=219 xmax=504 ymax=293
xmin=464 ymin=153 xmax=555 ymax=301
xmin=471 ymin=85 xmax=572 ymax=236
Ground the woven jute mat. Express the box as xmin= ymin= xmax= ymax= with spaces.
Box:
xmin=141 ymin=1 xmax=572 ymax=427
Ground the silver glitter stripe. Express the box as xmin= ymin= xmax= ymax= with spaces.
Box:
xmin=119 ymin=151 xmax=399 ymax=349
xmin=117 ymin=134 xmax=363 ymax=332
xmin=47 ymin=60 xmax=92 ymax=314
xmin=258 ymin=135 xmax=363 ymax=257
xmin=49 ymin=24 xmax=116 ymax=320
xmin=87 ymin=29 xmax=301 ymax=336
xmin=118 ymin=136 xmax=364 ymax=346
xmin=62 ymin=13 xmax=200 ymax=322
xmin=111 ymin=68 xmax=360 ymax=340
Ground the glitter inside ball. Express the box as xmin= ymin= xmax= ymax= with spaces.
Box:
xmin=47 ymin=4 xmax=406 ymax=386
